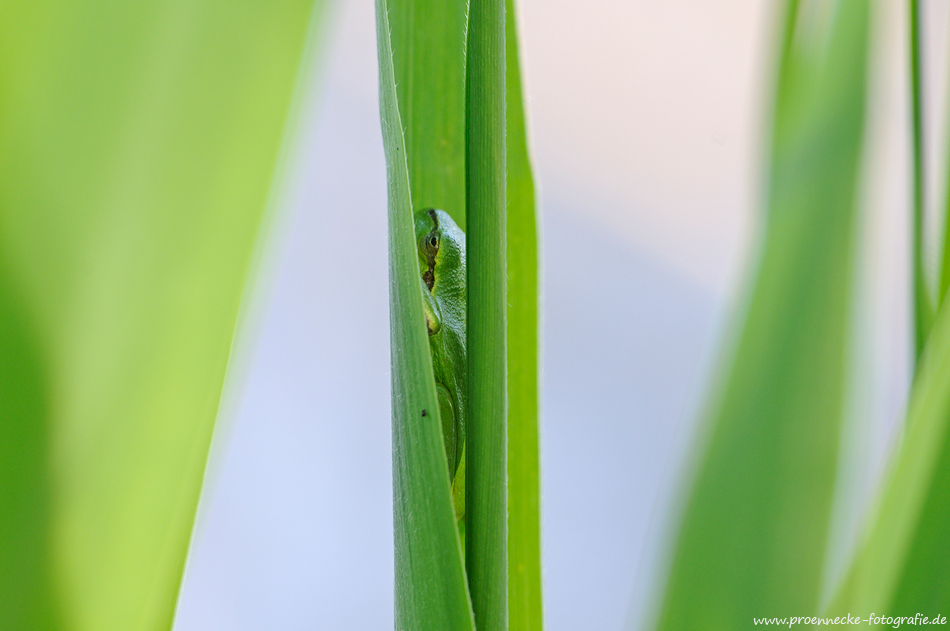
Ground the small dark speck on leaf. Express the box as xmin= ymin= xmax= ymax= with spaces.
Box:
xmin=421 ymin=409 xmax=427 ymax=417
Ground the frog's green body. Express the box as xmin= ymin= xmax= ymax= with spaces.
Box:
xmin=415 ymin=208 xmax=466 ymax=520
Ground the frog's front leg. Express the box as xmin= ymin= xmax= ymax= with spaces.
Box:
xmin=420 ymin=277 xmax=442 ymax=336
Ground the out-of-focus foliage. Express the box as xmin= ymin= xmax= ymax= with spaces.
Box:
xmin=0 ymin=1 xmax=325 ymax=628
xmin=829 ymin=290 xmax=950 ymax=615
xmin=909 ymin=0 xmax=933 ymax=357
xmin=656 ymin=2 xmax=870 ymax=628
xmin=828 ymin=0 xmax=950 ymax=613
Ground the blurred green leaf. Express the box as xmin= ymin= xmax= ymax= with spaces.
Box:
xmin=0 ymin=265 xmax=54 ymax=629
xmin=0 ymin=1 xmax=326 ymax=628
xmin=376 ymin=0 xmax=476 ymax=628
xmin=828 ymin=283 xmax=950 ymax=614
xmin=505 ymin=0 xmax=543 ymax=629
xmin=909 ymin=0 xmax=933 ymax=358
xmin=655 ymin=2 xmax=869 ymax=627
xmin=824 ymin=1 xmax=950 ymax=614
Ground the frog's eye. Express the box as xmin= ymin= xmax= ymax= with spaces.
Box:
xmin=424 ymin=233 xmax=440 ymax=255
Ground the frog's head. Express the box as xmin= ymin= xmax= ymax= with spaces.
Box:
xmin=415 ymin=208 xmax=465 ymax=293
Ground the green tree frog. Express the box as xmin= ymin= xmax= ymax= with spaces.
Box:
xmin=415 ymin=208 xmax=466 ymax=521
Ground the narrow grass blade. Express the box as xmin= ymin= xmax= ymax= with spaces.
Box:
xmin=465 ymin=0 xmax=508 ymax=627
xmin=655 ymin=2 xmax=869 ymax=628
xmin=827 ymin=288 xmax=950 ymax=615
xmin=388 ymin=0 xmax=469 ymax=230
xmin=0 ymin=2 xmax=324 ymax=628
xmin=504 ymin=0 xmax=542 ymax=629
xmin=909 ymin=0 xmax=933 ymax=357
xmin=377 ymin=1 xmax=477 ymax=628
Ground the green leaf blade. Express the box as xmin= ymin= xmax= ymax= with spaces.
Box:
xmin=909 ymin=0 xmax=933 ymax=358
xmin=0 ymin=267 xmax=55 ymax=630
xmin=828 ymin=299 xmax=950 ymax=614
xmin=656 ymin=2 xmax=870 ymax=628
xmin=465 ymin=0 xmax=509 ymax=627
xmin=0 ymin=1 xmax=326 ymax=629
xmin=389 ymin=0 xmax=469 ymax=230
xmin=376 ymin=0 xmax=476 ymax=628
xmin=505 ymin=0 xmax=542 ymax=629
